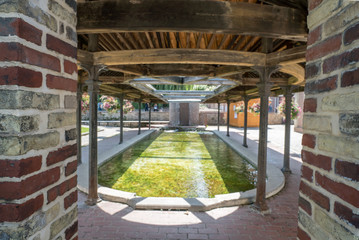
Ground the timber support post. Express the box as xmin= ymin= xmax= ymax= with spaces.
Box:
xmin=119 ymin=93 xmax=124 ymax=144
xmin=226 ymin=99 xmax=230 ymax=137
xmin=243 ymin=95 xmax=249 ymax=148
xmin=217 ymin=102 xmax=220 ymax=131
xmin=138 ymin=98 xmax=142 ymax=135
xmin=149 ymin=102 xmax=152 ymax=129
xmin=281 ymin=85 xmax=294 ymax=173
xmin=77 ymin=82 xmax=83 ymax=165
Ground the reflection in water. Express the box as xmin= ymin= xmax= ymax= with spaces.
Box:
xmin=99 ymin=131 xmax=257 ymax=198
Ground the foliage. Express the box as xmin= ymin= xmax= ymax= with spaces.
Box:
xmin=277 ymin=99 xmax=301 ymax=120
xmin=81 ymin=93 xmax=134 ymax=114
xmin=81 ymin=93 xmax=90 ymax=114
xmin=234 ymin=102 xmax=245 ymax=113
xmin=248 ymin=102 xmax=260 ymax=115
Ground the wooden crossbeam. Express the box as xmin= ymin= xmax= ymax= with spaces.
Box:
xmin=266 ymin=45 xmax=306 ymax=66
xmin=77 ymin=0 xmax=307 ymax=41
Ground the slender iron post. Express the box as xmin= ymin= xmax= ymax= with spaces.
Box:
xmin=76 ymin=82 xmax=83 ymax=165
xmin=243 ymin=95 xmax=249 ymax=148
xmin=282 ymin=86 xmax=293 ymax=173
xmin=149 ymin=102 xmax=152 ymax=129
xmin=226 ymin=99 xmax=230 ymax=137
xmin=138 ymin=98 xmax=142 ymax=135
xmin=254 ymin=67 xmax=274 ymax=212
xmin=119 ymin=93 xmax=124 ymax=144
xmin=217 ymin=102 xmax=220 ymax=131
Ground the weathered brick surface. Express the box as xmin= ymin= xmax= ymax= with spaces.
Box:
xmin=300 ymin=182 xmax=330 ymax=211
xmin=316 ymin=172 xmax=359 ymax=208
xmin=307 ymin=25 xmax=321 ymax=46
xmin=0 ymin=42 xmax=61 ymax=72
xmin=322 ymin=48 xmax=359 ymax=74
xmin=0 ymin=90 xmax=60 ymax=110
xmin=301 ymin=165 xmax=313 ymax=183
xmin=0 ymin=156 xmax=42 ymax=178
xmin=335 ymin=159 xmax=359 ymax=182
xmin=303 ymin=98 xmax=317 ymax=113
xmin=0 ymin=167 xmax=60 ymax=200
xmin=305 ymin=75 xmax=337 ymax=94
xmin=309 ymin=0 xmax=323 ymax=11
xmin=306 ymin=34 xmax=341 ymax=62
xmin=0 ymin=194 xmax=43 ymax=222
xmin=0 ymin=67 xmax=42 ymax=87
xmin=46 ymin=74 xmax=77 ymax=92
xmin=302 ymin=150 xmax=331 ymax=171
xmin=48 ymin=112 xmax=76 ymax=129
xmin=64 ymin=190 xmax=77 ymax=209
xmin=298 ymin=210 xmax=329 ymax=240
xmin=47 ymin=175 xmax=77 ymax=203
xmin=341 ymin=67 xmax=359 ymax=88
xmin=305 ymin=62 xmax=320 ymax=79
xmin=65 ymin=220 xmax=78 ymax=240
xmin=0 ymin=18 xmax=42 ymax=45
xmin=47 ymin=144 xmax=77 ymax=166
xmin=343 ymin=17 xmax=359 ymax=45
xmin=64 ymin=60 xmax=78 ymax=75
xmin=302 ymin=134 xmax=316 ymax=149
xmin=46 ymin=34 xmax=77 ymax=58
xmin=65 ymin=160 xmax=77 ymax=177
xmin=334 ymin=201 xmax=359 ymax=228
xmin=297 ymin=226 xmax=311 ymax=240
xmin=298 ymin=196 xmax=312 ymax=216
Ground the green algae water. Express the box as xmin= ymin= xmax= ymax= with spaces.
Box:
xmin=98 ymin=131 xmax=257 ymax=198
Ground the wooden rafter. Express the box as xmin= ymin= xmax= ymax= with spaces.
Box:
xmin=145 ymin=32 xmax=155 ymax=48
xmin=77 ymin=0 xmax=307 ymax=41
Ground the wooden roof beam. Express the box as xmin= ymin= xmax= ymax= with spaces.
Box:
xmin=77 ymin=0 xmax=307 ymax=41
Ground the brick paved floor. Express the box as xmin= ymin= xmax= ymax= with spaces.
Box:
xmin=78 ymin=126 xmax=302 ymax=240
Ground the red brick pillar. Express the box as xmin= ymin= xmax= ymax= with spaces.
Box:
xmin=0 ymin=1 xmax=78 ymax=239
xmin=298 ymin=1 xmax=359 ymax=239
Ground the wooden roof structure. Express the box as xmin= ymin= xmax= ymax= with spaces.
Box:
xmin=77 ymin=0 xmax=308 ymax=103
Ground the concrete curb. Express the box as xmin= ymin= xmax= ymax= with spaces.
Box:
xmin=78 ymin=130 xmax=285 ymax=211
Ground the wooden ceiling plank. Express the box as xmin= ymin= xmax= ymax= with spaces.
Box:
xmin=116 ymin=33 xmax=133 ymax=50
xmin=126 ymin=32 xmax=140 ymax=49
xmin=207 ymin=34 xmax=216 ymax=49
xmin=218 ymin=34 xmax=229 ymax=49
xmin=107 ymin=33 xmax=125 ymax=50
xmin=196 ymin=33 xmax=203 ymax=48
xmin=145 ymin=32 xmax=155 ymax=48
xmin=226 ymin=35 xmax=239 ymax=50
xmin=135 ymin=32 xmax=147 ymax=49
xmin=152 ymin=32 xmax=161 ymax=48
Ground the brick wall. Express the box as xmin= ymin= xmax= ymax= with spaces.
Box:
xmin=0 ymin=1 xmax=78 ymax=239
xmin=298 ymin=1 xmax=359 ymax=239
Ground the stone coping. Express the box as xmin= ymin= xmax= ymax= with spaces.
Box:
xmin=78 ymin=130 xmax=285 ymax=211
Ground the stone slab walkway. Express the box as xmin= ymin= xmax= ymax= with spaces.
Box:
xmin=78 ymin=125 xmax=302 ymax=240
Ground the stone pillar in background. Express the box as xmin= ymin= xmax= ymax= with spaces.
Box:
xmin=119 ymin=93 xmax=124 ymax=144
xmin=242 ymin=95 xmax=249 ymax=148
xmin=281 ymin=86 xmax=294 ymax=173
xmin=298 ymin=2 xmax=359 ymax=239
xmin=0 ymin=1 xmax=78 ymax=239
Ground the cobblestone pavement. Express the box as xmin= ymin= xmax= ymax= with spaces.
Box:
xmin=78 ymin=125 xmax=302 ymax=240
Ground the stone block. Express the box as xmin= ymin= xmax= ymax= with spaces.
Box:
xmin=48 ymin=112 xmax=76 ymax=129
xmin=64 ymin=95 xmax=77 ymax=109
xmin=298 ymin=210 xmax=330 ymax=240
xmin=65 ymin=128 xmax=77 ymax=142
xmin=339 ymin=113 xmax=359 ymax=136
xmin=0 ymin=114 xmax=39 ymax=134
xmin=322 ymin=92 xmax=359 ymax=111
xmin=50 ymin=207 xmax=77 ymax=239
xmin=46 ymin=203 xmax=60 ymax=224
xmin=0 ymin=90 xmax=60 ymax=110
xmin=307 ymin=0 xmax=341 ymax=29
xmin=324 ymin=2 xmax=359 ymax=39
xmin=318 ymin=134 xmax=359 ymax=159
xmin=314 ymin=206 xmax=358 ymax=240
xmin=0 ymin=1 xmax=57 ymax=31
xmin=48 ymin=0 xmax=77 ymax=26
xmin=0 ymin=131 xmax=60 ymax=156
xmin=303 ymin=115 xmax=332 ymax=133
xmin=66 ymin=26 xmax=77 ymax=42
